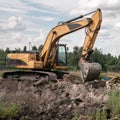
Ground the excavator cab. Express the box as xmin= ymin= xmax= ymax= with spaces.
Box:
xmin=47 ymin=44 xmax=67 ymax=69
xmin=56 ymin=44 xmax=67 ymax=66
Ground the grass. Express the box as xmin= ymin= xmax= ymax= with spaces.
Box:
xmin=93 ymin=89 xmax=120 ymax=120
xmin=0 ymin=103 xmax=19 ymax=120
xmin=101 ymin=72 xmax=120 ymax=78
xmin=107 ymin=89 xmax=120 ymax=118
xmin=93 ymin=109 xmax=107 ymax=120
xmin=71 ymin=111 xmax=79 ymax=120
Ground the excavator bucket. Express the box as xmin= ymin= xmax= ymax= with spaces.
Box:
xmin=79 ymin=62 xmax=102 ymax=82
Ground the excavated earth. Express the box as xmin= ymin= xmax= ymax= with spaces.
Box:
xmin=0 ymin=73 xmax=120 ymax=120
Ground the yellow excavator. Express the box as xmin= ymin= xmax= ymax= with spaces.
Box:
xmin=3 ymin=9 xmax=102 ymax=82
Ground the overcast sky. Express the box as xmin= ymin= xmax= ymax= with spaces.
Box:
xmin=0 ymin=0 xmax=120 ymax=56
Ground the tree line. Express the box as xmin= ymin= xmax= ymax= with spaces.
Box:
xmin=68 ymin=46 xmax=120 ymax=72
xmin=0 ymin=45 xmax=120 ymax=72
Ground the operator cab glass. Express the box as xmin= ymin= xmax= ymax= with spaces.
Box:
xmin=57 ymin=45 xmax=67 ymax=66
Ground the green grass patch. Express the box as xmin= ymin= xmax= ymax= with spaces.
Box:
xmin=93 ymin=109 xmax=107 ymax=120
xmin=0 ymin=103 xmax=19 ymax=119
xmin=71 ymin=111 xmax=79 ymax=120
xmin=107 ymin=89 xmax=120 ymax=118
xmin=93 ymin=89 xmax=120 ymax=120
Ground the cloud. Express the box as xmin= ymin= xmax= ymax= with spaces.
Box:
xmin=32 ymin=0 xmax=78 ymax=12
xmin=79 ymin=0 xmax=119 ymax=10
xmin=0 ymin=0 xmax=27 ymax=15
xmin=0 ymin=6 xmax=26 ymax=14
xmin=12 ymin=32 xmax=23 ymax=42
xmin=1 ymin=32 xmax=31 ymax=50
xmin=115 ymin=22 xmax=120 ymax=28
xmin=33 ymin=29 xmax=46 ymax=47
xmin=0 ymin=0 xmax=119 ymax=57
xmin=70 ymin=0 xmax=120 ymax=15
xmin=40 ymin=16 xmax=56 ymax=22
xmin=8 ymin=16 xmax=25 ymax=30
xmin=0 ymin=16 xmax=26 ymax=32
xmin=99 ymin=29 xmax=114 ymax=39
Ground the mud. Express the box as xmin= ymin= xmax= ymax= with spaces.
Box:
xmin=0 ymin=74 xmax=119 ymax=120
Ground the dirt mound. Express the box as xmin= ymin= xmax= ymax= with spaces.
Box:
xmin=0 ymin=74 xmax=118 ymax=120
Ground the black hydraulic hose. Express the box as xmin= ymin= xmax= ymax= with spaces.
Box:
xmin=62 ymin=9 xmax=97 ymax=24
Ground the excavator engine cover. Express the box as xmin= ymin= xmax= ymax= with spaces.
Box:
xmin=79 ymin=62 xmax=102 ymax=82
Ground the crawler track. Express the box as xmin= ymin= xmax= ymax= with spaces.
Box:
xmin=3 ymin=70 xmax=57 ymax=81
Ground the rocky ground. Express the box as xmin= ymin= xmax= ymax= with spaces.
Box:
xmin=0 ymin=73 xmax=120 ymax=120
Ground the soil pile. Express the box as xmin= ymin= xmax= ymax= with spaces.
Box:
xmin=0 ymin=74 xmax=119 ymax=120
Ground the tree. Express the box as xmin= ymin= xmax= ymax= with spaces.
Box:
xmin=38 ymin=44 xmax=43 ymax=51
xmin=0 ymin=49 xmax=6 ymax=66
xmin=5 ymin=47 xmax=10 ymax=53
xmin=67 ymin=46 xmax=120 ymax=72
xmin=32 ymin=45 xmax=37 ymax=50
xmin=68 ymin=46 xmax=82 ymax=70
xmin=92 ymin=48 xmax=107 ymax=71
xmin=23 ymin=46 xmax=27 ymax=52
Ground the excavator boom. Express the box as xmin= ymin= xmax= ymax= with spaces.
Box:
xmin=40 ymin=18 xmax=92 ymax=67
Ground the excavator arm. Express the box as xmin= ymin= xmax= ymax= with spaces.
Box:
xmin=40 ymin=18 xmax=92 ymax=67
xmin=81 ymin=9 xmax=102 ymax=61
xmin=79 ymin=9 xmax=102 ymax=82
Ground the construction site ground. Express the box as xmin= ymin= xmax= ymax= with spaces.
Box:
xmin=0 ymin=70 xmax=120 ymax=120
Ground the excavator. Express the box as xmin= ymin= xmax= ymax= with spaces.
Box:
xmin=3 ymin=9 xmax=102 ymax=83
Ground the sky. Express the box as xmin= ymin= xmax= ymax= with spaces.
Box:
xmin=0 ymin=0 xmax=120 ymax=56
